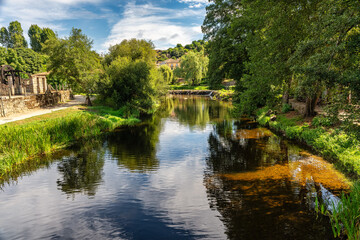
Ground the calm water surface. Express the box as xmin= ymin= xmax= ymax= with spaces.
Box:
xmin=0 ymin=96 xmax=349 ymax=239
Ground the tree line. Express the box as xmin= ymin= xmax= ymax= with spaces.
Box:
xmin=203 ymin=0 xmax=360 ymax=121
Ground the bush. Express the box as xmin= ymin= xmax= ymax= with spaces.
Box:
xmin=312 ymin=116 xmax=333 ymax=127
xmin=281 ymin=103 xmax=292 ymax=113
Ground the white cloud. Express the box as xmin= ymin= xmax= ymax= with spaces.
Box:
xmin=0 ymin=0 xmax=103 ymax=38
xmin=178 ymin=0 xmax=208 ymax=8
xmin=104 ymin=2 xmax=205 ymax=50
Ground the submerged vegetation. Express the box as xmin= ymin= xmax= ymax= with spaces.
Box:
xmin=0 ymin=107 xmax=139 ymax=177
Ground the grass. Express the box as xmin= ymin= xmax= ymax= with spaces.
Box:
xmin=0 ymin=106 xmax=140 ymax=177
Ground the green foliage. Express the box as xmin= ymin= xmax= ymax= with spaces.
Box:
xmin=156 ymin=40 xmax=206 ymax=61
xmin=202 ymin=0 xmax=247 ymax=89
xmin=312 ymin=116 xmax=334 ymax=127
xmin=281 ymin=103 xmax=292 ymax=113
xmin=105 ymin=39 xmax=156 ymax=65
xmin=0 ymin=21 xmax=27 ymax=48
xmin=43 ymin=28 xmax=102 ymax=95
xmin=159 ymin=64 xmax=173 ymax=84
xmin=316 ymin=182 xmax=360 ymax=240
xmin=0 ymin=108 xmax=139 ymax=176
xmin=204 ymin=0 xmax=360 ymax=117
xmin=28 ymin=24 xmax=56 ymax=52
xmin=178 ymin=51 xmax=209 ymax=86
xmin=100 ymin=39 xmax=167 ymax=114
xmin=0 ymin=46 xmax=48 ymax=73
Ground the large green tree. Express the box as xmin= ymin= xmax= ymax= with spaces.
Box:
xmin=0 ymin=21 xmax=27 ymax=48
xmin=43 ymin=28 xmax=102 ymax=105
xmin=100 ymin=39 xmax=166 ymax=114
xmin=28 ymin=25 xmax=56 ymax=52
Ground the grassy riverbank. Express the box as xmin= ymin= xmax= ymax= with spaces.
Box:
xmin=0 ymin=106 xmax=140 ymax=177
xmin=257 ymin=108 xmax=360 ymax=176
xmin=256 ymin=108 xmax=360 ymax=239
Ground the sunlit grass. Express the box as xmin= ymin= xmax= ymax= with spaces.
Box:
xmin=0 ymin=106 xmax=140 ymax=177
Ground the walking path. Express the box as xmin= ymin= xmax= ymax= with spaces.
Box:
xmin=0 ymin=95 xmax=86 ymax=125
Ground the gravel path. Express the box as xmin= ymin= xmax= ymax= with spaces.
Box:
xmin=0 ymin=95 xmax=86 ymax=125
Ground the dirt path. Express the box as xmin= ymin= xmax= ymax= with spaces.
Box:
xmin=0 ymin=95 xmax=86 ymax=125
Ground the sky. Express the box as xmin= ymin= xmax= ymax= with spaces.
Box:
xmin=0 ymin=0 xmax=208 ymax=53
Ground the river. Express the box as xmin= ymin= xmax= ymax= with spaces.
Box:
xmin=0 ymin=96 xmax=349 ymax=239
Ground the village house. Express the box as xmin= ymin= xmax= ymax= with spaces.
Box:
xmin=157 ymin=59 xmax=181 ymax=70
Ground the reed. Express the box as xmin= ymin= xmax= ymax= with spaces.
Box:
xmin=0 ymin=108 xmax=140 ymax=176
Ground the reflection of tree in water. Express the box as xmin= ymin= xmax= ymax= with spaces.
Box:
xmin=106 ymin=98 xmax=174 ymax=172
xmin=172 ymin=96 xmax=231 ymax=130
xmin=57 ymin=139 xmax=105 ymax=197
xmin=204 ymin=120 xmax=335 ymax=239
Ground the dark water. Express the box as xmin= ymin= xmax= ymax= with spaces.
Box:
xmin=0 ymin=96 xmax=349 ymax=240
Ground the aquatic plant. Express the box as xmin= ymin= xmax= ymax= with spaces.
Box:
xmin=316 ymin=182 xmax=360 ymax=240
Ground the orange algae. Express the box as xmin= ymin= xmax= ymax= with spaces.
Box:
xmin=223 ymin=153 xmax=350 ymax=190
xmin=235 ymin=127 xmax=273 ymax=140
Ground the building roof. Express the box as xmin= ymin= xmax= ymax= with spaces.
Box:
xmin=165 ymin=59 xmax=180 ymax=63
xmin=31 ymin=72 xmax=50 ymax=76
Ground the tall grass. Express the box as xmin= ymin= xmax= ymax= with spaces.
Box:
xmin=0 ymin=109 xmax=140 ymax=176
xmin=316 ymin=182 xmax=360 ymax=240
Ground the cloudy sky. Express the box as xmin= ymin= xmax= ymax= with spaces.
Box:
xmin=0 ymin=0 xmax=207 ymax=52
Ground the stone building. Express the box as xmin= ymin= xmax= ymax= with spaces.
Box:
xmin=158 ymin=59 xmax=181 ymax=70
xmin=31 ymin=72 xmax=49 ymax=94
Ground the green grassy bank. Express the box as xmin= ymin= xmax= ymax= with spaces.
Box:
xmin=0 ymin=106 xmax=140 ymax=177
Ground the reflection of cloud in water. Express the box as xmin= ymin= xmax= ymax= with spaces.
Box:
xmin=223 ymin=154 xmax=350 ymax=190
xmin=136 ymin=120 xmax=226 ymax=239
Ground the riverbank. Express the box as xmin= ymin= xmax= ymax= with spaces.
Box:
xmin=0 ymin=106 xmax=140 ymax=177
xmin=256 ymin=108 xmax=360 ymax=177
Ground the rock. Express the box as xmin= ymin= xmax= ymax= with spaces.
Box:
xmin=265 ymin=109 xmax=273 ymax=116
xmin=270 ymin=115 xmax=277 ymax=121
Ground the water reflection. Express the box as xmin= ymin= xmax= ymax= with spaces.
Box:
xmin=205 ymin=117 xmax=349 ymax=239
xmin=171 ymin=95 xmax=232 ymax=129
xmin=0 ymin=96 xmax=350 ymax=240
xmin=57 ymin=139 xmax=105 ymax=197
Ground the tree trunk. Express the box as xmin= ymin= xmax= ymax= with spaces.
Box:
xmin=304 ymin=95 xmax=318 ymax=117
xmin=282 ymin=79 xmax=291 ymax=104
xmin=85 ymin=94 xmax=92 ymax=106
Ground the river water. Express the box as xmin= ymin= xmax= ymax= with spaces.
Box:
xmin=0 ymin=96 xmax=349 ymax=239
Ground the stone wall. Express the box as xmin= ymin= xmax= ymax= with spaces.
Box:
xmin=0 ymin=90 xmax=71 ymax=117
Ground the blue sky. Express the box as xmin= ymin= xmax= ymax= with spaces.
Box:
xmin=0 ymin=0 xmax=207 ymax=53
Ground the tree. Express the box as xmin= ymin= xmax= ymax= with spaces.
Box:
xmin=179 ymin=51 xmax=208 ymax=86
xmin=159 ymin=65 xmax=173 ymax=84
xmin=0 ymin=21 xmax=27 ymax=48
xmin=28 ymin=25 xmax=56 ymax=52
xmin=28 ymin=24 xmax=43 ymax=52
xmin=100 ymin=39 xmax=166 ymax=114
xmin=104 ymin=38 xmax=156 ymax=65
xmin=202 ymin=0 xmax=247 ymax=89
xmin=43 ymin=28 xmax=102 ymax=105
